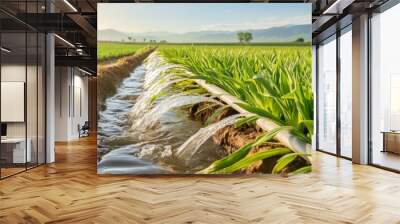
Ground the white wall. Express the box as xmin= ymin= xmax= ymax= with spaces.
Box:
xmin=1 ymin=63 xmax=46 ymax=164
xmin=55 ymin=66 xmax=69 ymax=141
xmin=1 ymin=65 xmax=26 ymax=138
xmin=1 ymin=65 xmax=40 ymax=137
xmin=72 ymin=73 xmax=89 ymax=137
xmin=54 ymin=67 xmax=89 ymax=141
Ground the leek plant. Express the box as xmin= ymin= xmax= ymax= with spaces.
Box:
xmin=161 ymin=46 xmax=313 ymax=142
xmin=160 ymin=45 xmax=313 ymax=174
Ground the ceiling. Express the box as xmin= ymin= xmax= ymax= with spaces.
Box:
xmin=0 ymin=0 xmax=395 ymax=73
xmin=0 ymin=0 xmax=97 ymax=74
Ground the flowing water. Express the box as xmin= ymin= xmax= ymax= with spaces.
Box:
xmin=129 ymin=77 xmax=187 ymax=119
xmin=131 ymin=94 xmax=221 ymax=130
xmin=176 ymin=114 xmax=243 ymax=162
xmin=97 ymin=54 xmax=234 ymax=174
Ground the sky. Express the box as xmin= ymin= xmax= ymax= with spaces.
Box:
xmin=98 ymin=3 xmax=311 ymax=34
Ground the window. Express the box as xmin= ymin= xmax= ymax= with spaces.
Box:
xmin=370 ymin=3 xmax=400 ymax=171
xmin=339 ymin=27 xmax=352 ymax=158
xmin=318 ymin=35 xmax=337 ymax=154
xmin=0 ymin=2 xmax=46 ymax=179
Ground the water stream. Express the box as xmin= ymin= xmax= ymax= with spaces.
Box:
xmin=97 ymin=54 xmax=234 ymax=174
xmin=176 ymin=114 xmax=243 ymax=161
xmin=131 ymin=94 xmax=220 ymax=130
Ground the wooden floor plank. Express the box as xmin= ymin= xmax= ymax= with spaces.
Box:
xmin=0 ymin=135 xmax=400 ymax=223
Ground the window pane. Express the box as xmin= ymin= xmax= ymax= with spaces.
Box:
xmin=371 ymin=3 xmax=400 ymax=171
xmin=318 ymin=36 xmax=337 ymax=154
xmin=340 ymin=28 xmax=352 ymax=158
xmin=27 ymin=31 xmax=38 ymax=169
xmin=1 ymin=31 xmax=28 ymax=177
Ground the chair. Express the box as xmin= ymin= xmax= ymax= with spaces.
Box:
xmin=79 ymin=121 xmax=90 ymax=138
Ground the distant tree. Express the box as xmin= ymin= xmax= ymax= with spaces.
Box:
xmin=237 ymin=32 xmax=245 ymax=43
xmin=160 ymin=40 xmax=167 ymax=43
xmin=143 ymin=38 xmax=146 ymax=43
xmin=127 ymin=36 xmax=132 ymax=42
xmin=237 ymin=32 xmax=253 ymax=44
xmin=295 ymin=37 xmax=305 ymax=43
xmin=243 ymin=32 xmax=253 ymax=43
xmin=132 ymin=38 xmax=136 ymax=43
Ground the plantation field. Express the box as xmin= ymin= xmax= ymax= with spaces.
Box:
xmin=98 ymin=42 xmax=310 ymax=62
xmin=157 ymin=43 xmax=309 ymax=50
xmin=158 ymin=45 xmax=313 ymax=174
xmin=98 ymin=42 xmax=312 ymax=145
xmin=97 ymin=42 xmax=153 ymax=61
xmin=97 ymin=41 xmax=313 ymax=174
xmin=160 ymin=45 xmax=313 ymax=142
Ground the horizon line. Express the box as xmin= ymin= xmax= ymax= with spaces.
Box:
xmin=99 ymin=23 xmax=310 ymax=34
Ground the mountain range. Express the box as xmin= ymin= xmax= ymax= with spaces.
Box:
xmin=98 ymin=24 xmax=311 ymax=43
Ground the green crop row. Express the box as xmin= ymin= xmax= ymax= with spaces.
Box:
xmin=160 ymin=45 xmax=313 ymax=174
xmin=97 ymin=42 xmax=154 ymax=61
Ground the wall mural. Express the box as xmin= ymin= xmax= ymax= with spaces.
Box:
xmin=97 ymin=3 xmax=313 ymax=175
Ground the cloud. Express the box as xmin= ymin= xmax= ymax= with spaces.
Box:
xmin=199 ymin=15 xmax=310 ymax=32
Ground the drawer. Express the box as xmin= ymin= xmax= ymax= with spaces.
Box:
xmin=384 ymin=133 xmax=400 ymax=154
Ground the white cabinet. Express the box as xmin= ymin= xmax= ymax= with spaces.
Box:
xmin=1 ymin=138 xmax=32 ymax=163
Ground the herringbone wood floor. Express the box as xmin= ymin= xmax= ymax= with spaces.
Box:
xmin=1 ymin=135 xmax=400 ymax=224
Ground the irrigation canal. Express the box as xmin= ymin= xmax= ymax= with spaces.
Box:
xmin=97 ymin=55 xmax=228 ymax=174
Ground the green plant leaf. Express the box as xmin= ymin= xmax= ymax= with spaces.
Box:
xmin=194 ymin=103 xmax=219 ymax=116
xmin=215 ymin=148 xmax=292 ymax=174
xmin=199 ymin=126 xmax=288 ymax=174
xmin=299 ymin=120 xmax=314 ymax=134
xmin=272 ymin=152 xmax=299 ymax=174
xmin=289 ymin=165 xmax=312 ymax=175
xmin=205 ymin=105 xmax=232 ymax=125
xmin=198 ymin=142 xmax=254 ymax=174
xmin=272 ymin=152 xmax=311 ymax=174
xmin=234 ymin=115 xmax=260 ymax=128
